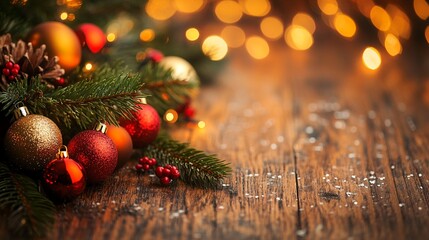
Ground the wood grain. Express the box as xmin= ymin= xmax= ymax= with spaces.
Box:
xmin=2 ymin=40 xmax=429 ymax=240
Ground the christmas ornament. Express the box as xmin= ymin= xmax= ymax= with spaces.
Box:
xmin=75 ymin=23 xmax=106 ymax=53
xmin=4 ymin=105 xmax=62 ymax=173
xmin=67 ymin=123 xmax=118 ymax=184
xmin=0 ymin=34 xmax=65 ymax=90
xmin=27 ymin=22 xmax=81 ymax=72
xmin=155 ymin=164 xmax=180 ymax=185
xmin=42 ymin=145 xmax=86 ymax=200
xmin=120 ymin=99 xmax=161 ymax=148
xmin=105 ymin=124 xmax=133 ymax=168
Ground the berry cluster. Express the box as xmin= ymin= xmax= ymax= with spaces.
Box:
xmin=155 ymin=165 xmax=180 ymax=185
xmin=2 ymin=61 xmax=20 ymax=82
xmin=135 ymin=157 xmax=180 ymax=185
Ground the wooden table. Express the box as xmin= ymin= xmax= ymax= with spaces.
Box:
xmin=6 ymin=39 xmax=429 ymax=239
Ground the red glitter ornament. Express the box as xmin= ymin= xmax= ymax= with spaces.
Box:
xmin=120 ymin=101 xmax=161 ymax=148
xmin=67 ymin=123 xmax=118 ymax=184
xmin=42 ymin=146 xmax=86 ymax=200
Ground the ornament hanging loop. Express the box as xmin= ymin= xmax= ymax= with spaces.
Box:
xmin=56 ymin=145 xmax=69 ymax=159
xmin=13 ymin=102 xmax=30 ymax=120
xmin=95 ymin=122 xmax=108 ymax=134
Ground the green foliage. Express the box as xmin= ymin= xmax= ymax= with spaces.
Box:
xmin=0 ymin=162 xmax=56 ymax=238
xmin=144 ymin=135 xmax=231 ymax=188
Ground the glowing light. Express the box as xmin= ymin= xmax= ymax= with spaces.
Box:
xmin=220 ymin=25 xmax=246 ymax=48
xmin=139 ymin=29 xmax=155 ymax=42
xmin=387 ymin=5 xmax=411 ymax=39
xmin=292 ymin=12 xmax=316 ymax=34
xmin=60 ymin=12 xmax=68 ymax=20
xmin=260 ymin=16 xmax=284 ymax=40
xmin=67 ymin=13 xmax=75 ymax=21
xmin=240 ymin=0 xmax=271 ymax=17
xmin=317 ymin=0 xmax=338 ymax=16
xmin=370 ymin=6 xmax=391 ymax=32
xmin=84 ymin=62 xmax=93 ymax=71
xmin=106 ymin=15 xmax=135 ymax=38
xmin=285 ymin=25 xmax=313 ymax=51
xmin=185 ymin=28 xmax=200 ymax=41
xmin=197 ymin=120 xmax=206 ymax=129
xmin=414 ymin=0 xmax=429 ymax=20
xmin=384 ymin=34 xmax=402 ymax=56
xmin=215 ymin=0 xmax=243 ymax=24
xmin=362 ymin=47 xmax=381 ymax=70
xmin=145 ymin=0 xmax=176 ymax=21
xmin=333 ymin=13 xmax=356 ymax=38
xmin=245 ymin=36 xmax=269 ymax=59
xmin=106 ymin=33 xmax=116 ymax=42
xmin=202 ymin=35 xmax=228 ymax=61
xmin=174 ymin=0 xmax=204 ymax=13
xmin=425 ymin=26 xmax=429 ymax=44
xmin=164 ymin=109 xmax=178 ymax=123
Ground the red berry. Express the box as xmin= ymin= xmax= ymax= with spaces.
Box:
xmin=162 ymin=168 xmax=171 ymax=177
xmin=138 ymin=158 xmax=145 ymax=164
xmin=170 ymin=169 xmax=180 ymax=179
xmin=155 ymin=166 xmax=164 ymax=177
xmin=5 ymin=61 xmax=13 ymax=69
xmin=135 ymin=163 xmax=143 ymax=170
xmin=8 ymin=75 xmax=15 ymax=81
xmin=160 ymin=176 xmax=171 ymax=185
xmin=11 ymin=68 xmax=19 ymax=76
xmin=143 ymin=164 xmax=150 ymax=171
xmin=2 ymin=68 xmax=10 ymax=76
xmin=164 ymin=164 xmax=172 ymax=170
xmin=13 ymin=64 xmax=20 ymax=70
xmin=57 ymin=77 xmax=65 ymax=85
xmin=150 ymin=158 xmax=157 ymax=166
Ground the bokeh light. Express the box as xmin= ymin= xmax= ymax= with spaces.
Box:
xmin=414 ymin=0 xmax=429 ymax=20
xmin=197 ymin=120 xmax=206 ymax=129
xmin=285 ymin=25 xmax=313 ymax=51
xmin=370 ymin=6 xmax=391 ymax=32
xmin=221 ymin=25 xmax=246 ymax=48
xmin=362 ymin=47 xmax=381 ymax=70
xmin=84 ymin=62 xmax=93 ymax=71
xmin=185 ymin=28 xmax=200 ymax=41
xmin=106 ymin=15 xmax=134 ymax=39
xmin=215 ymin=0 xmax=243 ymax=24
xmin=292 ymin=12 xmax=316 ymax=34
xmin=174 ymin=0 xmax=204 ymax=13
xmin=387 ymin=5 xmax=411 ymax=39
xmin=245 ymin=36 xmax=269 ymax=59
xmin=139 ymin=29 xmax=155 ymax=42
xmin=145 ymin=0 xmax=176 ymax=21
xmin=317 ymin=0 xmax=338 ymax=16
xmin=333 ymin=13 xmax=357 ymax=38
xmin=164 ymin=109 xmax=179 ymax=123
xmin=106 ymin=33 xmax=116 ymax=42
xmin=260 ymin=16 xmax=284 ymax=40
xmin=240 ymin=0 xmax=271 ymax=17
xmin=384 ymin=33 xmax=402 ymax=56
xmin=202 ymin=35 xmax=228 ymax=61
xmin=60 ymin=12 xmax=68 ymax=20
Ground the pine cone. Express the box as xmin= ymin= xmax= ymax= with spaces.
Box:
xmin=0 ymin=34 xmax=65 ymax=91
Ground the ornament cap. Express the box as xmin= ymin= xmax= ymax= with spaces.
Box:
xmin=95 ymin=122 xmax=108 ymax=134
xmin=138 ymin=97 xmax=147 ymax=104
xmin=14 ymin=104 xmax=30 ymax=120
xmin=56 ymin=145 xmax=69 ymax=159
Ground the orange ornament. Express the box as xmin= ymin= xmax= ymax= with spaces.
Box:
xmin=75 ymin=23 xmax=106 ymax=53
xmin=106 ymin=124 xmax=133 ymax=168
xmin=27 ymin=21 xmax=81 ymax=72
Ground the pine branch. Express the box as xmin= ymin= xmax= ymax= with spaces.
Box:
xmin=144 ymin=136 xmax=231 ymax=188
xmin=0 ymin=162 xmax=56 ymax=238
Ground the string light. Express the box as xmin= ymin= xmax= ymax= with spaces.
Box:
xmin=221 ymin=25 xmax=246 ymax=48
xmin=333 ymin=13 xmax=357 ymax=38
xmin=164 ymin=109 xmax=179 ymax=123
xmin=197 ymin=121 xmax=206 ymax=129
xmin=370 ymin=6 xmax=391 ymax=32
xmin=215 ymin=0 xmax=243 ymax=24
xmin=145 ymin=0 xmax=176 ymax=20
xmin=84 ymin=62 xmax=94 ymax=72
xmin=285 ymin=25 xmax=313 ymax=51
xmin=260 ymin=16 xmax=284 ymax=40
xmin=384 ymin=33 xmax=402 ymax=56
xmin=106 ymin=33 xmax=116 ymax=42
xmin=202 ymin=35 xmax=228 ymax=61
xmin=60 ymin=12 xmax=68 ymax=20
xmin=140 ymin=29 xmax=155 ymax=42
xmin=245 ymin=36 xmax=269 ymax=59
xmin=174 ymin=0 xmax=204 ymax=13
xmin=185 ymin=28 xmax=200 ymax=41
xmin=362 ymin=47 xmax=381 ymax=70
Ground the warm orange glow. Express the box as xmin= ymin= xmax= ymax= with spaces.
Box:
xmin=414 ymin=0 xmax=429 ymax=20
xmin=202 ymin=35 xmax=228 ymax=61
xmin=145 ymin=0 xmax=176 ymax=21
xmin=240 ymin=0 xmax=270 ymax=17
xmin=220 ymin=25 xmax=246 ymax=48
xmin=317 ymin=0 xmax=338 ymax=16
xmin=387 ymin=5 xmax=411 ymax=39
xmin=285 ymin=25 xmax=313 ymax=51
xmin=139 ymin=29 xmax=155 ymax=42
xmin=106 ymin=33 xmax=116 ymax=42
xmin=293 ymin=12 xmax=316 ymax=34
xmin=84 ymin=62 xmax=93 ymax=71
xmin=370 ymin=6 xmax=391 ymax=32
xmin=356 ymin=0 xmax=375 ymax=18
xmin=174 ymin=0 xmax=204 ymax=13
xmin=164 ymin=109 xmax=179 ymax=123
xmin=60 ymin=12 xmax=68 ymax=20
xmin=425 ymin=26 xmax=429 ymax=44
xmin=260 ymin=16 xmax=284 ymax=40
xmin=185 ymin=28 xmax=200 ymax=41
xmin=245 ymin=36 xmax=269 ymax=59
xmin=384 ymin=33 xmax=402 ymax=56
xmin=362 ymin=47 xmax=381 ymax=70
xmin=197 ymin=120 xmax=206 ymax=129
xmin=215 ymin=0 xmax=243 ymax=24
xmin=333 ymin=13 xmax=356 ymax=38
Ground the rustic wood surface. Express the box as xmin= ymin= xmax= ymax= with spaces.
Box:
xmin=2 ymin=39 xmax=428 ymax=239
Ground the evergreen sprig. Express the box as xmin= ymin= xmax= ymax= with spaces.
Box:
xmin=144 ymin=136 xmax=231 ymax=188
xmin=0 ymin=162 xmax=56 ymax=238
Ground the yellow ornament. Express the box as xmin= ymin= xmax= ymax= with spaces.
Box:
xmin=27 ymin=21 xmax=82 ymax=72
xmin=4 ymin=106 xmax=63 ymax=174
xmin=159 ymin=56 xmax=200 ymax=97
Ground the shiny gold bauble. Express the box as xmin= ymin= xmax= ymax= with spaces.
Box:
xmin=105 ymin=124 xmax=133 ymax=169
xmin=159 ymin=56 xmax=200 ymax=97
xmin=27 ymin=21 xmax=82 ymax=72
xmin=4 ymin=114 xmax=63 ymax=174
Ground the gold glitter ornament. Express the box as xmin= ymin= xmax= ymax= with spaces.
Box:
xmin=4 ymin=105 xmax=63 ymax=174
